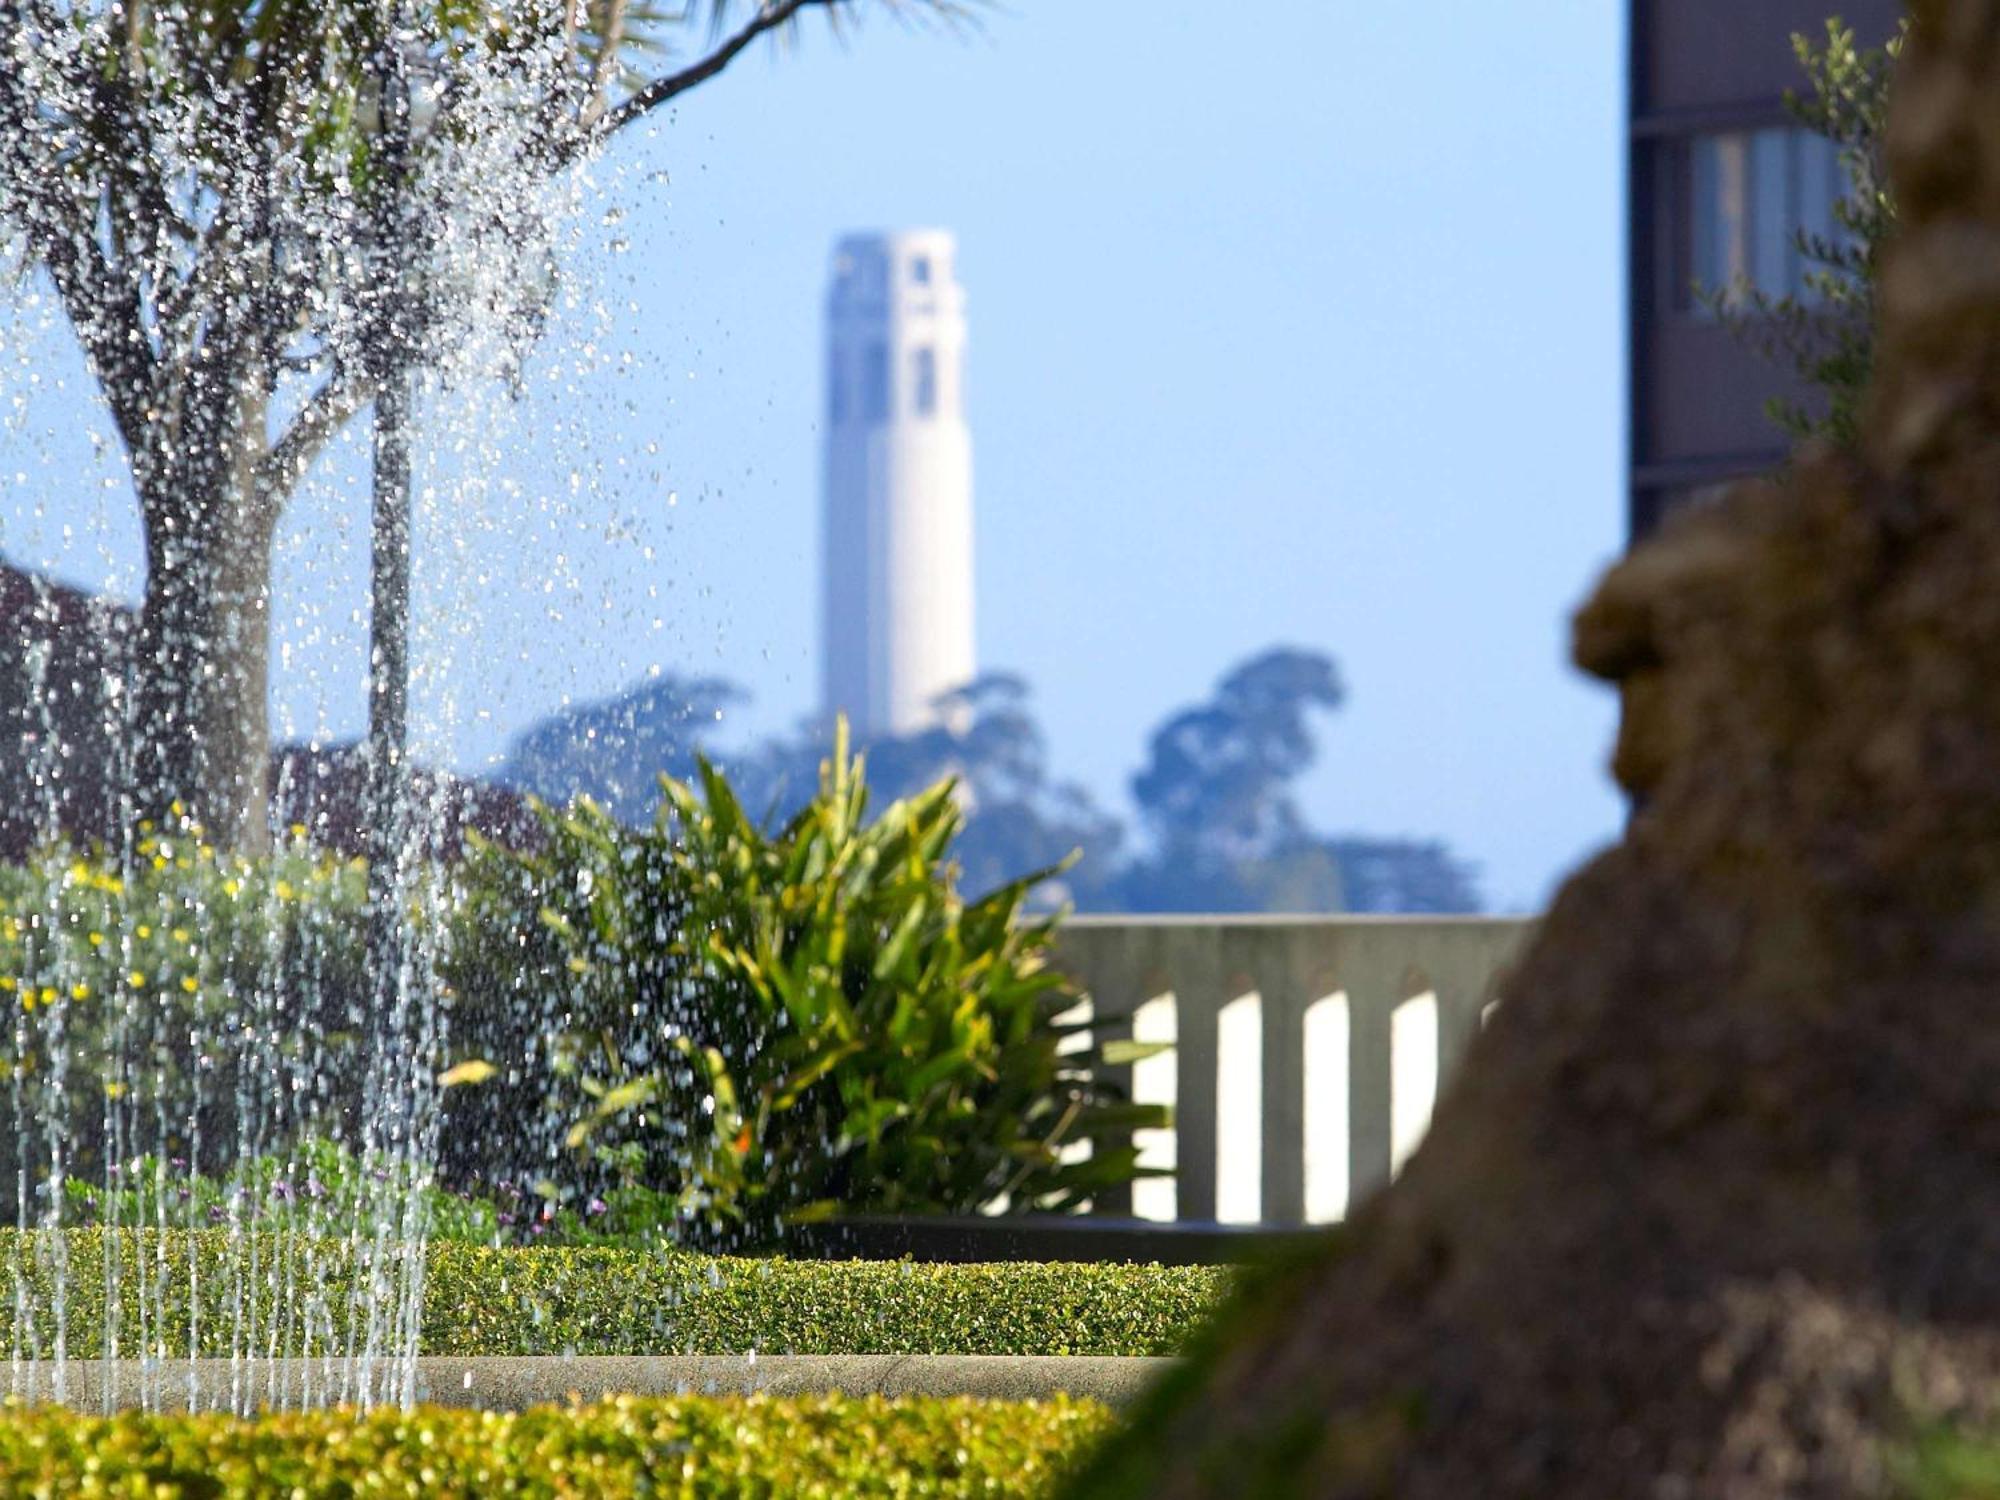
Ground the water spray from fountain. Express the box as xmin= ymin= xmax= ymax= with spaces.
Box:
xmin=0 ymin=0 xmax=967 ymax=1413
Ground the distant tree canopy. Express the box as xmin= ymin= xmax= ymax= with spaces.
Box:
xmin=731 ymin=674 xmax=1128 ymax=907
xmin=502 ymin=647 xmax=1485 ymax=916
xmin=1116 ymin=648 xmax=1347 ymax=911
xmin=503 ymin=672 xmax=743 ymax=824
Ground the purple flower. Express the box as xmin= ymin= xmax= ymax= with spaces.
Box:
xmin=529 ymin=1220 xmax=546 ymax=1237
xmin=169 ymin=1158 xmax=186 ymax=1172
xmin=107 ymin=1164 xmax=120 ymax=1178
xmin=586 ymin=1198 xmax=608 ymax=1218
xmin=176 ymin=1187 xmax=190 ymax=1203
xmin=305 ymin=1175 xmax=324 ymax=1200
xmin=497 ymin=1212 xmax=516 ymax=1227
xmin=208 ymin=1205 xmax=225 ymax=1223
xmin=271 ymin=1180 xmax=293 ymax=1203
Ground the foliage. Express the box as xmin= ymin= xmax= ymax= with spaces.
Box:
xmin=1705 ymin=17 xmax=1907 ymax=447
xmin=0 ymin=820 xmax=366 ymax=1015
xmin=0 ymin=824 xmax=371 ymax=1182
xmin=475 ymin=721 xmax=1167 ymax=1247
xmin=0 ymin=1228 xmax=1230 ymax=1358
xmin=57 ymin=1138 xmax=499 ymax=1244
xmin=502 ymin=671 xmax=746 ymax=825
xmin=1130 ymin=647 xmax=1345 ymax=861
xmin=1322 ymin=836 xmax=1483 ymax=916
xmin=506 ymin=650 xmax=1487 ymax=916
xmin=439 ymin=788 xmax=686 ymax=1212
xmin=1897 ymin=1426 xmax=2000 ymax=1498
xmin=421 ymin=1240 xmax=1227 ymax=1359
xmin=725 ymin=675 xmax=1130 ymax=909
xmin=1111 ymin=646 xmax=1481 ymax=912
xmin=0 ymin=1393 xmax=1112 ymax=1498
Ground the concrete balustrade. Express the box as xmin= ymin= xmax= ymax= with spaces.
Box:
xmin=1050 ymin=916 xmax=1537 ymax=1228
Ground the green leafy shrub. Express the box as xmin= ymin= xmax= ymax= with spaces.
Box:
xmin=1704 ymin=18 xmax=1907 ymax=448
xmin=460 ymin=721 xmax=1166 ymax=1247
xmin=58 ymin=1138 xmax=502 ymax=1245
xmin=0 ymin=1393 xmax=1111 ymax=1497
xmin=0 ymin=1229 xmax=1229 ymax=1358
xmin=0 ymin=824 xmax=371 ymax=1184
xmin=420 ymin=1242 xmax=1228 ymax=1358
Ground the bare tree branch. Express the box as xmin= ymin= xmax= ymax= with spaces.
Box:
xmin=255 ymin=367 xmax=377 ymax=517
xmin=585 ymin=0 xmax=840 ymax=152
xmin=0 ymin=8 xmax=168 ymax=461
xmin=579 ymin=0 xmax=632 ymax=127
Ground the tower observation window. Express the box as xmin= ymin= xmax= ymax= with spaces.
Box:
xmin=912 ymin=347 xmax=937 ymax=417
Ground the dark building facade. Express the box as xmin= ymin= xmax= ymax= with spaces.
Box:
xmin=1629 ymin=0 xmax=1902 ymax=541
xmin=0 ymin=558 xmax=533 ymax=860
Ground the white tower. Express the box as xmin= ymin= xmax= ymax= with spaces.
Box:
xmin=821 ymin=230 xmax=975 ymax=737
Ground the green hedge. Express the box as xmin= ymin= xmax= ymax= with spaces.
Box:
xmin=0 ymin=1393 xmax=1111 ymax=1497
xmin=1 ymin=1231 xmax=1228 ymax=1359
xmin=1899 ymin=1429 xmax=2000 ymax=1498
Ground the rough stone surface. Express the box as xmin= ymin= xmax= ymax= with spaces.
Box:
xmin=1065 ymin=4 xmax=2000 ymax=1496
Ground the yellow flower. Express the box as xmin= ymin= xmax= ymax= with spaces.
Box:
xmin=87 ymin=932 xmax=103 ymax=947
xmin=0 ymin=977 xmax=14 ymax=992
xmin=221 ymin=880 xmax=240 ymax=898
xmin=37 ymin=988 xmax=54 ymax=1007
xmin=289 ymin=823 xmax=308 ymax=839
xmin=275 ymin=881 xmax=296 ymax=903
xmin=169 ymin=799 xmax=184 ymax=818
xmin=103 ymin=1081 xmax=125 ymax=1100
xmin=136 ymin=925 xmax=152 ymax=940
xmin=179 ymin=976 xmax=198 ymax=994
xmin=171 ymin=929 xmax=190 ymax=944
xmin=70 ymin=983 xmax=88 ymax=1001
xmin=127 ymin=971 xmax=146 ymax=989
xmin=18 ymin=992 xmax=32 ymax=1013
xmin=151 ymin=856 xmax=166 ymax=872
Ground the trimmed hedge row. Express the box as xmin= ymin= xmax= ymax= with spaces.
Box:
xmin=2 ymin=1231 xmax=1229 ymax=1359
xmin=0 ymin=1393 xmax=1112 ymax=1496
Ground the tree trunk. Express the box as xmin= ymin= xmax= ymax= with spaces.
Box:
xmin=130 ymin=380 xmax=278 ymax=853
xmin=1063 ymin=6 xmax=2000 ymax=1497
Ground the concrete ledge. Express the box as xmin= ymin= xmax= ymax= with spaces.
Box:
xmin=4 ymin=1355 xmax=1177 ymax=1413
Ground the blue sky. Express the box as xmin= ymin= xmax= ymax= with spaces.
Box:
xmin=1 ymin=1 xmax=1628 ymax=911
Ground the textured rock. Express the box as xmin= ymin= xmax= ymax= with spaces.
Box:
xmin=1065 ymin=4 xmax=2000 ymax=1495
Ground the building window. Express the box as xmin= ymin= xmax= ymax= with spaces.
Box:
xmin=1681 ymin=126 xmax=1846 ymax=312
xmin=862 ymin=343 xmax=889 ymax=423
xmin=911 ymin=347 xmax=937 ymax=417
xmin=910 ymin=255 xmax=932 ymax=286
